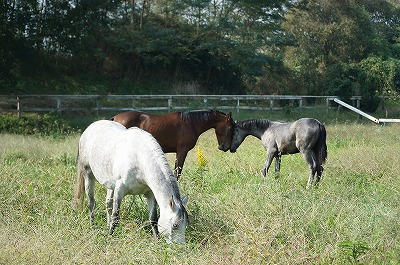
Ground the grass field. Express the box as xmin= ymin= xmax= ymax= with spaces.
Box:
xmin=0 ymin=110 xmax=399 ymax=264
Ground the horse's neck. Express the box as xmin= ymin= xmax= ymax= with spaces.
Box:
xmin=146 ymin=170 xmax=179 ymax=211
xmin=193 ymin=120 xmax=220 ymax=136
xmin=241 ymin=122 xmax=267 ymax=140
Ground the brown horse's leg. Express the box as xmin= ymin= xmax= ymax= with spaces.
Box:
xmin=173 ymin=159 xmax=182 ymax=179
xmin=174 ymin=150 xmax=189 ymax=180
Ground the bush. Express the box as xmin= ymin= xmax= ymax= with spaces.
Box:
xmin=0 ymin=112 xmax=77 ymax=138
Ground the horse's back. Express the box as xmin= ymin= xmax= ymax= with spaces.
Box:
xmin=111 ymin=111 xmax=182 ymax=152
xmin=79 ymin=120 xmax=167 ymax=190
xmin=292 ymin=118 xmax=323 ymax=150
xmin=112 ymin=110 xmax=178 ymax=129
xmin=261 ymin=118 xmax=323 ymax=154
xmin=79 ymin=120 xmax=126 ymax=158
xmin=111 ymin=110 xmax=147 ymax=128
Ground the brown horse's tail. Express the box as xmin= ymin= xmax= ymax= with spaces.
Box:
xmin=74 ymin=148 xmax=85 ymax=209
xmin=316 ymin=123 xmax=328 ymax=166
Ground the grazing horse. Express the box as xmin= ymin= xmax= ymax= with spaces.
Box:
xmin=230 ymin=118 xmax=327 ymax=188
xmin=111 ymin=110 xmax=234 ymax=179
xmin=75 ymin=120 xmax=189 ymax=243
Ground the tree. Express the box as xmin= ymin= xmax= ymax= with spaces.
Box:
xmin=282 ymin=0 xmax=400 ymax=109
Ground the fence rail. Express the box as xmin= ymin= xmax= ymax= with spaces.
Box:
xmin=333 ymin=98 xmax=400 ymax=124
xmin=0 ymin=94 xmax=360 ymax=117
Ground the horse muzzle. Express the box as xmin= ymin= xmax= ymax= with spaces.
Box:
xmin=218 ymin=144 xmax=230 ymax=152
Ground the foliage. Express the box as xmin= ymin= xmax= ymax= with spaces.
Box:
xmin=0 ymin=0 xmax=400 ymax=103
xmin=283 ymin=0 xmax=400 ymax=103
xmin=339 ymin=241 xmax=370 ymax=264
xmin=0 ymin=0 xmax=289 ymax=94
xmin=359 ymin=56 xmax=400 ymax=96
xmin=0 ymin=113 xmax=77 ymax=138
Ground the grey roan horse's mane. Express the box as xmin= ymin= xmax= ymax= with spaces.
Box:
xmin=179 ymin=110 xmax=224 ymax=123
xmin=237 ymin=119 xmax=272 ymax=131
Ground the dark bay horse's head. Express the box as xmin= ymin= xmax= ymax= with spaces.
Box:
xmin=214 ymin=111 xmax=234 ymax=152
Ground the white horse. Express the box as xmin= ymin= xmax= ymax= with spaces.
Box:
xmin=75 ymin=120 xmax=189 ymax=243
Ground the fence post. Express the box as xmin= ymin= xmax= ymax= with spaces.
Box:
xmin=96 ymin=98 xmax=100 ymax=115
xmin=236 ymin=98 xmax=240 ymax=113
xmin=17 ymin=96 xmax=21 ymax=119
xmin=56 ymin=97 xmax=62 ymax=114
xmin=168 ymin=97 xmax=172 ymax=110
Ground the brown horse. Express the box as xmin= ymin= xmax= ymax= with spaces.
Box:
xmin=111 ymin=110 xmax=234 ymax=179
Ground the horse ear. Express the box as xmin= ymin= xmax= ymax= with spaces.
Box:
xmin=181 ymin=194 xmax=188 ymax=206
xmin=169 ymin=196 xmax=174 ymax=209
xmin=227 ymin=112 xmax=232 ymax=121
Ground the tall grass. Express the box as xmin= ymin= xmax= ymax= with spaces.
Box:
xmin=0 ymin=115 xmax=399 ymax=264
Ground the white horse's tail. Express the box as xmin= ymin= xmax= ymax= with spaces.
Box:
xmin=74 ymin=148 xmax=85 ymax=209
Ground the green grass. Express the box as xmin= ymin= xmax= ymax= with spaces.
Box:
xmin=0 ymin=111 xmax=400 ymax=264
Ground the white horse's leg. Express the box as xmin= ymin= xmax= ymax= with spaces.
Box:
xmin=84 ymin=173 xmax=96 ymax=226
xmin=302 ymin=150 xmax=317 ymax=189
xmin=109 ymin=181 xmax=125 ymax=235
xmin=145 ymin=191 xmax=159 ymax=239
xmin=106 ymin=189 xmax=114 ymax=227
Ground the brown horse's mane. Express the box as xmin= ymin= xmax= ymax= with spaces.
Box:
xmin=178 ymin=110 xmax=226 ymax=123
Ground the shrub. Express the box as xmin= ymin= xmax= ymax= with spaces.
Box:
xmin=0 ymin=112 xmax=77 ymax=138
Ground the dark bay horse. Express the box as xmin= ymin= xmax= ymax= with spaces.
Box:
xmin=111 ymin=110 xmax=234 ymax=179
xmin=230 ymin=118 xmax=327 ymax=188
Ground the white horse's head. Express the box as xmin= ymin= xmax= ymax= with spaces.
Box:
xmin=158 ymin=195 xmax=189 ymax=244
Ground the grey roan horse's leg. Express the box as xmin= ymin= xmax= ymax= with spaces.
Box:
xmin=262 ymin=150 xmax=277 ymax=178
xmin=274 ymin=155 xmax=282 ymax=172
xmin=145 ymin=191 xmax=159 ymax=239
xmin=106 ymin=189 xmax=114 ymax=227
xmin=316 ymin=165 xmax=324 ymax=184
xmin=84 ymin=173 xmax=96 ymax=226
xmin=302 ymin=150 xmax=317 ymax=188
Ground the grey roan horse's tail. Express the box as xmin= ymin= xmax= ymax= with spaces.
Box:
xmin=316 ymin=123 xmax=328 ymax=168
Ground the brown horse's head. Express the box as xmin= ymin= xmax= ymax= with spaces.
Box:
xmin=214 ymin=111 xmax=234 ymax=152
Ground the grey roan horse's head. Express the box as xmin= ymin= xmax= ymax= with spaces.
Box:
xmin=230 ymin=120 xmax=269 ymax=153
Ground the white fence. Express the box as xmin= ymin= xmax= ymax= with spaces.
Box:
xmin=0 ymin=94 xmax=361 ymax=117
xmin=333 ymin=98 xmax=400 ymax=124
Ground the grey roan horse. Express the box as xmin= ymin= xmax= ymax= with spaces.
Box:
xmin=230 ymin=118 xmax=327 ymax=188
